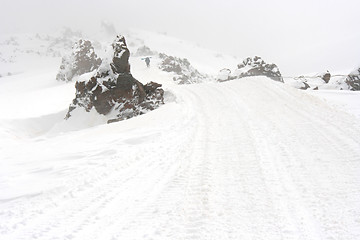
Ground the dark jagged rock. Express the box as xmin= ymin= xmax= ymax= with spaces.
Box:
xmin=320 ymin=71 xmax=331 ymax=83
xmin=299 ymin=80 xmax=311 ymax=90
xmin=66 ymin=35 xmax=164 ymax=123
xmin=56 ymin=39 xmax=102 ymax=81
xmin=346 ymin=67 xmax=360 ymax=91
xmin=231 ymin=56 xmax=283 ymax=82
xmin=110 ymin=36 xmax=130 ymax=74
xmin=158 ymin=53 xmax=205 ymax=84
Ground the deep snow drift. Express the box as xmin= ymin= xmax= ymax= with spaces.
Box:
xmin=1 ymin=29 xmax=360 ymax=240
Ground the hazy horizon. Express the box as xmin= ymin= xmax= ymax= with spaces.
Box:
xmin=1 ymin=0 xmax=359 ymax=76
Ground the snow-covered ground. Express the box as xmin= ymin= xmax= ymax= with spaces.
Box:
xmin=308 ymin=90 xmax=360 ymax=119
xmin=1 ymin=30 xmax=360 ymax=240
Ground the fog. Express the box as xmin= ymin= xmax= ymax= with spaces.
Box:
xmin=1 ymin=0 xmax=360 ymax=75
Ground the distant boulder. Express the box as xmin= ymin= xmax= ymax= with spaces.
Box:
xmin=158 ymin=53 xmax=205 ymax=84
xmin=66 ymin=35 xmax=164 ymax=123
xmin=217 ymin=68 xmax=232 ymax=82
xmin=346 ymin=67 xmax=360 ymax=91
xmin=101 ymin=21 xmax=117 ymax=37
xmin=299 ymin=80 xmax=311 ymax=90
xmin=320 ymin=71 xmax=331 ymax=83
xmin=134 ymin=46 xmax=156 ymax=57
xmin=230 ymin=56 xmax=283 ymax=82
xmin=56 ymin=39 xmax=102 ymax=81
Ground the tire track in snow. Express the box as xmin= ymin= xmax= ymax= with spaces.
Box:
xmin=1 ymin=78 xmax=360 ymax=240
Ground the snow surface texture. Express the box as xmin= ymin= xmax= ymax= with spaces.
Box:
xmin=1 ymin=29 xmax=360 ymax=240
xmin=56 ymin=39 xmax=101 ymax=82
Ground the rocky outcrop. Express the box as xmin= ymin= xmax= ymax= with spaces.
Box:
xmin=346 ymin=67 xmax=360 ymax=91
xmin=56 ymin=39 xmax=101 ymax=81
xmin=158 ymin=53 xmax=205 ymax=84
xmin=66 ymin=35 xmax=164 ymax=123
xmin=231 ymin=56 xmax=283 ymax=82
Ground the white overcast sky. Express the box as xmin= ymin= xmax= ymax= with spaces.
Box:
xmin=1 ymin=0 xmax=359 ymax=75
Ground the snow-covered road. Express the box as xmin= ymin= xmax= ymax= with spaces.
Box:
xmin=1 ymin=77 xmax=360 ymax=240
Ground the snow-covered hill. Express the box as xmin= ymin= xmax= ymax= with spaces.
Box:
xmin=1 ymin=29 xmax=360 ymax=240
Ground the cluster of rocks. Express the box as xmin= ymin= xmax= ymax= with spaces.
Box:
xmin=1 ymin=37 xmax=19 ymax=46
xmin=288 ymin=69 xmax=360 ymax=91
xmin=291 ymin=71 xmax=332 ymax=90
xmin=56 ymin=39 xmax=102 ymax=81
xmin=217 ymin=56 xmax=283 ymax=82
xmin=346 ymin=67 xmax=360 ymax=91
xmin=158 ymin=53 xmax=205 ymax=84
xmin=65 ymin=35 xmax=164 ymax=124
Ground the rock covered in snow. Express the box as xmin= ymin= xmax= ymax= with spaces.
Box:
xmin=56 ymin=39 xmax=101 ymax=81
xmin=231 ymin=56 xmax=283 ymax=82
xmin=158 ymin=53 xmax=205 ymax=84
xmin=320 ymin=71 xmax=331 ymax=83
xmin=133 ymin=46 xmax=156 ymax=57
xmin=285 ymin=70 xmax=351 ymax=91
xmin=217 ymin=68 xmax=232 ymax=82
xmin=66 ymin=35 xmax=164 ymax=123
xmin=346 ymin=67 xmax=360 ymax=91
xmin=286 ymin=76 xmax=316 ymax=90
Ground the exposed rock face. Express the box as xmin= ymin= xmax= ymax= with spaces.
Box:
xmin=231 ymin=56 xmax=283 ymax=82
xmin=346 ymin=67 xmax=360 ymax=91
xmin=158 ymin=53 xmax=205 ymax=84
xmin=66 ymin=35 xmax=164 ymax=123
xmin=56 ymin=39 xmax=101 ymax=81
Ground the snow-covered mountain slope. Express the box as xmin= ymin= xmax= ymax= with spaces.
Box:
xmin=1 ymin=72 xmax=360 ymax=239
xmin=0 ymin=29 xmax=85 ymax=77
xmin=1 ymin=30 xmax=360 ymax=240
xmin=126 ymin=29 xmax=240 ymax=75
